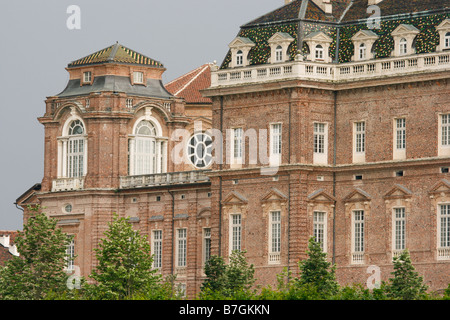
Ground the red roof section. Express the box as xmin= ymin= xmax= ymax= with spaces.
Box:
xmin=165 ymin=64 xmax=212 ymax=104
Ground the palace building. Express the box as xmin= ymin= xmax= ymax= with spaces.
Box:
xmin=17 ymin=0 xmax=450 ymax=297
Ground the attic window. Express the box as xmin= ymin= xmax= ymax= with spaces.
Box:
xmin=445 ymin=32 xmax=450 ymax=49
xmin=275 ymin=46 xmax=283 ymax=62
xmin=359 ymin=43 xmax=366 ymax=60
xmin=399 ymin=38 xmax=408 ymax=55
xmin=83 ymin=71 xmax=92 ymax=83
xmin=133 ymin=71 xmax=144 ymax=84
xmin=236 ymin=50 xmax=244 ymax=66
xmin=315 ymin=45 xmax=324 ymax=60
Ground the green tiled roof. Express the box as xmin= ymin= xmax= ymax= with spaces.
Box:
xmin=68 ymin=43 xmax=164 ymax=68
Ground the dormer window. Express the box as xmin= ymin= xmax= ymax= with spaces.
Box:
xmin=391 ymin=24 xmax=419 ymax=57
xmin=304 ymin=31 xmax=333 ymax=63
xmin=351 ymin=30 xmax=378 ymax=62
xmin=315 ymin=45 xmax=324 ymax=60
xmin=436 ymin=19 xmax=450 ymax=52
xmin=268 ymin=32 xmax=294 ymax=64
xmin=133 ymin=71 xmax=144 ymax=84
xmin=359 ymin=43 xmax=366 ymax=60
xmin=275 ymin=46 xmax=283 ymax=62
xmin=228 ymin=37 xmax=255 ymax=68
xmin=236 ymin=50 xmax=244 ymax=66
xmin=399 ymin=38 xmax=408 ymax=55
xmin=83 ymin=71 xmax=92 ymax=84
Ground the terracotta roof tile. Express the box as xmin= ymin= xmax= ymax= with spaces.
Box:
xmin=165 ymin=64 xmax=212 ymax=104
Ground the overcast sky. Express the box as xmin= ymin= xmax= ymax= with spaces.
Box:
xmin=0 ymin=0 xmax=281 ymax=230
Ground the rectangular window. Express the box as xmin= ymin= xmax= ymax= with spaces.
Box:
xmin=203 ymin=228 xmax=211 ymax=265
xmin=68 ymin=138 xmax=85 ymax=178
xmin=270 ymin=123 xmax=282 ymax=156
xmin=313 ymin=211 xmax=327 ymax=252
xmin=396 ymin=118 xmax=406 ymax=150
xmin=65 ymin=237 xmax=75 ymax=271
xmin=233 ymin=128 xmax=243 ymax=159
xmin=439 ymin=205 xmax=450 ymax=248
xmin=393 ymin=208 xmax=406 ymax=252
xmin=353 ymin=210 xmax=365 ymax=253
xmin=314 ymin=123 xmax=326 ymax=154
xmin=231 ymin=214 xmax=242 ymax=252
xmin=152 ymin=230 xmax=162 ymax=269
xmin=133 ymin=71 xmax=144 ymax=84
xmin=355 ymin=122 xmax=365 ymax=153
xmin=270 ymin=211 xmax=281 ymax=254
xmin=442 ymin=114 xmax=450 ymax=146
xmin=177 ymin=229 xmax=187 ymax=267
xmin=83 ymin=71 xmax=92 ymax=83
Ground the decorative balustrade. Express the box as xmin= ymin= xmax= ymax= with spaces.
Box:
xmin=52 ymin=177 xmax=85 ymax=192
xmin=119 ymin=170 xmax=210 ymax=189
xmin=437 ymin=247 xmax=450 ymax=260
xmin=211 ymin=51 xmax=450 ymax=87
xmin=268 ymin=252 xmax=281 ymax=264
xmin=351 ymin=252 xmax=365 ymax=264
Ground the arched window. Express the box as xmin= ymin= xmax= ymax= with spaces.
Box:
xmin=58 ymin=118 xmax=87 ymax=179
xmin=236 ymin=50 xmax=243 ymax=66
xmin=359 ymin=43 xmax=366 ymax=60
xmin=399 ymin=38 xmax=408 ymax=55
xmin=315 ymin=45 xmax=324 ymax=60
xmin=445 ymin=32 xmax=450 ymax=49
xmin=275 ymin=46 xmax=283 ymax=62
xmin=129 ymin=119 xmax=166 ymax=176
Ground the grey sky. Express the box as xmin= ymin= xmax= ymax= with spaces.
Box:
xmin=0 ymin=0 xmax=280 ymax=230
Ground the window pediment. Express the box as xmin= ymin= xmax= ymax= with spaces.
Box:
xmin=222 ymin=191 xmax=248 ymax=206
xmin=429 ymin=179 xmax=450 ymax=195
xmin=304 ymin=31 xmax=333 ymax=43
xmin=351 ymin=30 xmax=379 ymax=42
xmin=307 ymin=189 xmax=336 ymax=204
xmin=436 ymin=19 xmax=450 ymax=51
xmin=437 ymin=19 xmax=450 ymax=31
xmin=229 ymin=37 xmax=255 ymax=49
xmin=343 ymin=188 xmax=371 ymax=203
xmin=268 ymin=32 xmax=294 ymax=44
xmin=391 ymin=24 xmax=420 ymax=37
xmin=262 ymin=188 xmax=288 ymax=203
xmin=384 ymin=184 xmax=413 ymax=200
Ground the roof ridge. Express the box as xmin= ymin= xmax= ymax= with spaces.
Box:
xmin=172 ymin=64 xmax=210 ymax=96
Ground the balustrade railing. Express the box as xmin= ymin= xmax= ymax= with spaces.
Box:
xmin=119 ymin=170 xmax=210 ymax=189
xmin=52 ymin=178 xmax=85 ymax=192
xmin=211 ymin=51 xmax=450 ymax=87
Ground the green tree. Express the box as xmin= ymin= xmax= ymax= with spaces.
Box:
xmin=88 ymin=213 xmax=160 ymax=299
xmin=200 ymin=250 xmax=255 ymax=299
xmin=296 ymin=237 xmax=339 ymax=297
xmin=0 ymin=206 xmax=71 ymax=300
xmin=385 ymin=249 xmax=428 ymax=300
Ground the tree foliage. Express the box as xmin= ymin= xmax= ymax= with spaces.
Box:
xmin=0 ymin=206 xmax=70 ymax=300
xmin=88 ymin=213 xmax=161 ymax=299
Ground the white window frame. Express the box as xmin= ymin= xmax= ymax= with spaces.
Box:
xmin=275 ymin=45 xmax=283 ymax=62
xmin=353 ymin=121 xmax=366 ymax=163
xmin=313 ymin=122 xmax=328 ymax=164
xmin=392 ymin=207 xmax=406 ymax=256
xmin=352 ymin=210 xmax=365 ymax=264
xmin=269 ymin=211 xmax=281 ymax=264
xmin=359 ymin=43 xmax=366 ymax=60
xmin=65 ymin=236 xmax=75 ymax=271
xmin=439 ymin=114 xmax=450 ymax=157
xmin=270 ymin=123 xmax=282 ymax=165
xmin=203 ymin=228 xmax=211 ymax=266
xmin=438 ymin=204 xmax=450 ymax=260
xmin=445 ymin=32 xmax=450 ymax=49
xmin=83 ymin=71 xmax=92 ymax=83
xmin=313 ymin=211 xmax=327 ymax=253
xmin=393 ymin=118 xmax=406 ymax=160
xmin=152 ymin=230 xmax=163 ymax=269
xmin=58 ymin=117 xmax=88 ymax=179
xmin=315 ymin=45 xmax=324 ymax=60
xmin=399 ymin=38 xmax=408 ymax=55
xmin=236 ymin=50 xmax=244 ymax=66
xmin=133 ymin=71 xmax=144 ymax=84
xmin=176 ymin=228 xmax=187 ymax=268
xmin=232 ymin=127 xmax=243 ymax=164
xmin=230 ymin=214 xmax=242 ymax=253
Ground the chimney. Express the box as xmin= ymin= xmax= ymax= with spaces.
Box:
xmin=311 ymin=0 xmax=333 ymax=14
xmin=368 ymin=0 xmax=383 ymax=5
